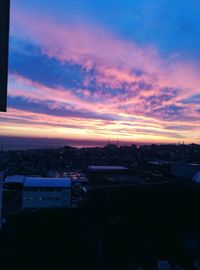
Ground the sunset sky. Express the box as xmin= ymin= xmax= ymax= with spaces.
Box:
xmin=1 ymin=0 xmax=200 ymax=145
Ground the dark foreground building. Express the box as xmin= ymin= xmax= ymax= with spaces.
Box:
xmin=1 ymin=173 xmax=200 ymax=269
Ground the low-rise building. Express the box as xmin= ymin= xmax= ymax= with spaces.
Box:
xmin=171 ymin=162 xmax=200 ymax=179
xmin=22 ymin=177 xmax=71 ymax=209
xmin=88 ymin=166 xmax=127 ymax=173
xmin=192 ymin=171 xmax=200 ymax=184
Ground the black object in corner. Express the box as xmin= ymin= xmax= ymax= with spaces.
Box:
xmin=0 ymin=0 xmax=10 ymax=112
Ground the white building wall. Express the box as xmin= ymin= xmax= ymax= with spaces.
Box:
xmin=23 ymin=189 xmax=71 ymax=209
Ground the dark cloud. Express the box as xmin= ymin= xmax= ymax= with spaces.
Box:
xmin=8 ymin=96 xmax=121 ymax=121
xmin=166 ymin=125 xmax=195 ymax=131
xmin=182 ymin=94 xmax=200 ymax=105
xmin=0 ymin=116 xmax=87 ymax=130
xmin=9 ymin=38 xmax=85 ymax=89
xmin=150 ymin=105 xmax=187 ymax=121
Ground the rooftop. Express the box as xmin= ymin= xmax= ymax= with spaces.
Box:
xmin=192 ymin=171 xmax=200 ymax=183
xmin=88 ymin=166 xmax=127 ymax=172
xmin=24 ymin=177 xmax=71 ymax=188
xmin=5 ymin=175 xmax=25 ymax=184
xmin=5 ymin=176 xmax=71 ymax=188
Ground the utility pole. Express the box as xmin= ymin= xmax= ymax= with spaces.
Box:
xmin=0 ymin=0 xmax=10 ymax=112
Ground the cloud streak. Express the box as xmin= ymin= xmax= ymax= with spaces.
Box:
xmin=1 ymin=3 xmax=200 ymax=144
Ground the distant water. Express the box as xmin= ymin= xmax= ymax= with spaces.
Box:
xmin=0 ymin=136 xmax=141 ymax=150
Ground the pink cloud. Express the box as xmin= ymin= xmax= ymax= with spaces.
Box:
xmin=7 ymin=70 xmax=200 ymax=143
xmin=11 ymin=6 xmax=200 ymax=101
xmin=5 ymin=5 xmax=200 ymax=143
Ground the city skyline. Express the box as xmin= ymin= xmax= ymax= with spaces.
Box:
xmin=1 ymin=0 xmax=200 ymax=145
